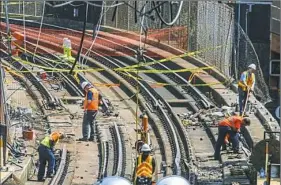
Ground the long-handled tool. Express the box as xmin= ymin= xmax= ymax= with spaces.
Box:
xmin=241 ymin=88 xmax=251 ymax=117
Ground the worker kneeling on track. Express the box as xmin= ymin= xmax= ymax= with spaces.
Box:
xmin=78 ymin=81 xmax=101 ymax=142
xmin=37 ymin=132 xmax=64 ymax=181
xmin=214 ymin=116 xmax=250 ymax=160
xmin=133 ymin=144 xmax=156 ymax=185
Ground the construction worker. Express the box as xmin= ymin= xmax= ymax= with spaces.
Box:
xmin=214 ymin=116 xmax=251 ymax=160
xmin=133 ymin=144 xmax=156 ymax=185
xmin=238 ymin=64 xmax=256 ymax=116
xmin=78 ymin=81 xmax=100 ymax=141
xmin=37 ymin=132 xmax=64 ymax=181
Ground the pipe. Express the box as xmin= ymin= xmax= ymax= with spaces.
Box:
xmin=265 ymin=141 xmax=269 ymax=176
xmin=142 ymin=114 xmax=149 ymax=143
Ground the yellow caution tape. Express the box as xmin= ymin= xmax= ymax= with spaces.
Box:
xmin=116 ymin=45 xmax=225 ymax=71
xmin=13 ymin=42 xmax=66 ymax=65
xmin=12 ymin=56 xmax=104 ymax=73
xmin=13 ymin=39 xmax=227 ymax=76
xmin=9 ymin=36 xmax=231 ymax=88
xmin=73 ymin=72 xmax=80 ymax=84
xmin=121 ymin=66 xmax=214 ymax=73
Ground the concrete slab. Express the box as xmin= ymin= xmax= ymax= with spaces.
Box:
xmin=0 ymin=171 xmax=12 ymax=184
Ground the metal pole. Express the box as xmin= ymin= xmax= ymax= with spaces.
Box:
xmin=245 ymin=5 xmax=248 ymax=59
xmin=237 ymin=3 xmax=240 ymax=72
xmin=4 ymin=0 xmax=11 ymax=56
xmin=34 ymin=1 xmax=37 ymax=17
xmin=265 ymin=141 xmax=269 ymax=176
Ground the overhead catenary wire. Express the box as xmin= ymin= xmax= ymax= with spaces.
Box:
xmin=87 ymin=1 xmax=124 ymax=8
xmin=152 ymin=1 xmax=183 ymax=26
xmin=80 ymin=2 xmax=106 ymax=67
xmin=45 ymin=1 xmax=74 ymax=8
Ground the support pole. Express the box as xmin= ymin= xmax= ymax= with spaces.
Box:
xmin=265 ymin=141 xmax=269 ymax=176
xmin=4 ymin=0 xmax=11 ymax=55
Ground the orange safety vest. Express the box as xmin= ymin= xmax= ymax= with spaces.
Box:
xmin=219 ymin=116 xmax=243 ymax=130
xmin=238 ymin=71 xmax=255 ymax=91
xmin=136 ymin=155 xmax=153 ymax=178
xmin=83 ymin=88 xmax=99 ymax=111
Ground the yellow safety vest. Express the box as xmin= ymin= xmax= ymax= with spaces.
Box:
xmin=41 ymin=136 xmax=51 ymax=148
xmin=136 ymin=155 xmax=153 ymax=178
xmin=83 ymin=88 xmax=99 ymax=111
xmin=238 ymin=71 xmax=255 ymax=91
xmin=40 ymin=135 xmax=59 ymax=148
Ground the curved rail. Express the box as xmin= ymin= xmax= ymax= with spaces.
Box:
xmin=11 ymin=58 xmax=56 ymax=108
xmin=49 ymin=145 xmax=67 ymax=185
xmin=113 ymin=122 xmax=123 ymax=176
xmin=87 ymin=52 xmax=182 ymax=175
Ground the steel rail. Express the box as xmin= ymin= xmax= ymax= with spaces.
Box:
xmin=85 ymin=51 xmax=182 ymax=175
xmin=112 ymin=122 xmax=123 ymax=176
xmin=11 ymin=58 xmax=56 ymax=106
xmin=23 ymin=52 xmax=84 ymax=97
xmin=93 ymin=35 xmax=214 ymax=109
xmin=49 ymin=145 xmax=67 ymax=185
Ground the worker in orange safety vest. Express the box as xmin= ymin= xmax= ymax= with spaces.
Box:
xmin=214 ymin=116 xmax=251 ymax=160
xmin=37 ymin=132 xmax=64 ymax=181
xmin=78 ymin=81 xmax=101 ymax=142
xmin=237 ymin=64 xmax=256 ymax=116
xmin=133 ymin=144 xmax=156 ymax=185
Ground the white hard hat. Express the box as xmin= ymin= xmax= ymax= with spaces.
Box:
xmin=156 ymin=176 xmax=190 ymax=185
xmin=141 ymin=144 xmax=151 ymax=152
xmin=94 ymin=176 xmax=132 ymax=185
xmin=248 ymin=64 xmax=256 ymax=70
xmin=81 ymin=81 xmax=90 ymax=89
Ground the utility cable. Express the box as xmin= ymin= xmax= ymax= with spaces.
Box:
xmin=152 ymin=1 xmax=183 ymax=26
xmin=80 ymin=2 xmax=108 ymax=66
xmin=69 ymin=2 xmax=88 ymax=75
xmin=45 ymin=1 xmax=74 ymax=8
xmin=87 ymin=1 xmax=124 ymax=8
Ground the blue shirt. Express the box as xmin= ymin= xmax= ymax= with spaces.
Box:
xmin=87 ymin=91 xmax=93 ymax=100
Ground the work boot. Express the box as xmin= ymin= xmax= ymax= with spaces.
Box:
xmin=77 ymin=138 xmax=88 ymax=142
xmin=47 ymin=173 xmax=54 ymax=178
xmin=89 ymin=137 xmax=96 ymax=142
